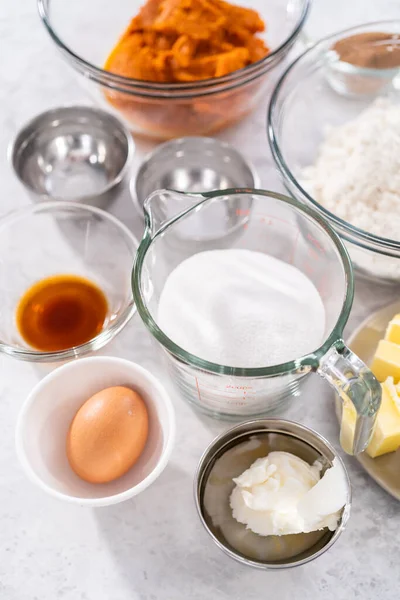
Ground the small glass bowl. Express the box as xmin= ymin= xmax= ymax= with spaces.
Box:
xmin=301 ymin=7 xmax=400 ymax=98
xmin=38 ymin=0 xmax=310 ymax=140
xmin=268 ymin=21 xmax=400 ymax=283
xmin=0 ymin=202 xmax=138 ymax=362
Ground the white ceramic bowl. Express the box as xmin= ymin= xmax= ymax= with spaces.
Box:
xmin=15 ymin=356 xmax=175 ymax=506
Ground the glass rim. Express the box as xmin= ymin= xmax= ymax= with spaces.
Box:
xmin=37 ymin=0 xmax=311 ymax=97
xmin=132 ymin=188 xmax=354 ymax=377
xmin=0 ymin=201 xmax=138 ymax=362
xmin=267 ymin=19 xmax=400 ymax=254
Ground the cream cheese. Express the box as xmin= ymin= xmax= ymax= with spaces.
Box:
xmin=230 ymin=451 xmax=347 ymax=536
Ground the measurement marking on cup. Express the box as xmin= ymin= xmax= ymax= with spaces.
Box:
xmin=198 ymin=382 xmax=239 ymax=392
xmin=318 ymin=272 xmax=329 ymax=297
xmin=198 ymin=382 xmax=254 ymax=395
xmin=304 ymin=261 xmax=314 ymax=276
xmin=235 ymin=210 xmax=299 ymax=230
xmin=307 ymin=233 xmax=325 ymax=254
xmin=256 ymin=214 xmax=298 ymax=228
xmin=194 ymin=378 xmax=256 ymax=405
xmin=225 ymin=385 xmax=254 ymax=394
xmin=290 ymin=230 xmax=300 ymax=265
xmin=195 ymin=377 xmax=202 ymax=403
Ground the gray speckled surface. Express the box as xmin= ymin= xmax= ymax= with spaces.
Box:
xmin=2 ymin=1 xmax=400 ymax=598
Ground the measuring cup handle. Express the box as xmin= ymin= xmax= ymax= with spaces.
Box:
xmin=317 ymin=341 xmax=381 ymax=455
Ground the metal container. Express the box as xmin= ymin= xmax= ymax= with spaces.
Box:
xmin=194 ymin=419 xmax=351 ymax=569
xmin=132 ymin=137 xmax=259 ymax=217
xmin=10 ymin=106 xmax=134 ymax=209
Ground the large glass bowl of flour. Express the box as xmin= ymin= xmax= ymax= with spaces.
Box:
xmin=268 ymin=21 xmax=400 ymax=283
xmin=132 ymin=189 xmax=381 ymax=455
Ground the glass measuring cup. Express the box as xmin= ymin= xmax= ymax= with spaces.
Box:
xmin=132 ymin=189 xmax=381 ymax=455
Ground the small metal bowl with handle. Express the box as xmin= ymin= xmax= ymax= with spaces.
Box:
xmin=194 ymin=419 xmax=351 ymax=569
xmin=132 ymin=188 xmax=381 ymax=455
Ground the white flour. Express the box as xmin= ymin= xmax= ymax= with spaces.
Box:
xmin=157 ymin=249 xmax=325 ymax=368
xmin=301 ymin=98 xmax=400 ymax=241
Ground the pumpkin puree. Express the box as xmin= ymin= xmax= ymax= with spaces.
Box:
xmin=105 ymin=0 xmax=269 ymax=82
xmin=104 ymin=0 xmax=270 ymax=138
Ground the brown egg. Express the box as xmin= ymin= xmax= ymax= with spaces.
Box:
xmin=67 ymin=386 xmax=149 ymax=484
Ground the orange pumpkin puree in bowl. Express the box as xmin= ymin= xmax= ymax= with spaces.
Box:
xmin=103 ymin=0 xmax=270 ymax=138
xmin=105 ymin=0 xmax=269 ymax=82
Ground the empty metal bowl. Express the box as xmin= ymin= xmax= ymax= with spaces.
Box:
xmin=132 ymin=137 xmax=259 ymax=216
xmin=195 ymin=419 xmax=351 ymax=569
xmin=10 ymin=106 xmax=134 ymax=209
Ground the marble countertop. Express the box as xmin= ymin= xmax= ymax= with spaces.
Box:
xmin=2 ymin=1 xmax=400 ymax=599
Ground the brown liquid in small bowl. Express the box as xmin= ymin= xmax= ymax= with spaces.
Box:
xmin=16 ymin=274 xmax=108 ymax=352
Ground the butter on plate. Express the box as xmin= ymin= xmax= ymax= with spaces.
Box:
xmin=385 ymin=313 xmax=400 ymax=345
xmin=371 ymin=339 xmax=400 ymax=382
xmin=371 ymin=313 xmax=400 ymax=382
xmin=342 ymin=377 xmax=400 ymax=458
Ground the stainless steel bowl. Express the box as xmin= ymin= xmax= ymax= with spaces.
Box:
xmin=10 ymin=106 xmax=134 ymax=209
xmin=195 ymin=419 xmax=351 ymax=569
xmin=132 ymin=137 xmax=259 ymax=217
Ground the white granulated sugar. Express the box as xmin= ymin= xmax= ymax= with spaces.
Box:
xmin=301 ymin=98 xmax=400 ymax=241
xmin=157 ymin=249 xmax=325 ymax=368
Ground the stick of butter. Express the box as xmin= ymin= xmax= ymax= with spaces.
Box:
xmin=385 ymin=313 xmax=400 ymax=345
xmin=371 ymin=339 xmax=400 ymax=382
xmin=341 ymin=377 xmax=400 ymax=458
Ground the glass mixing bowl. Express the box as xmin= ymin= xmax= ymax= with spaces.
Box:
xmin=0 ymin=202 xmax=138 ymax=362
xmin=38 ymin=0 xmax=310 ymax=140
xmin=268 ymin=21 xmax=400 ymax=283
